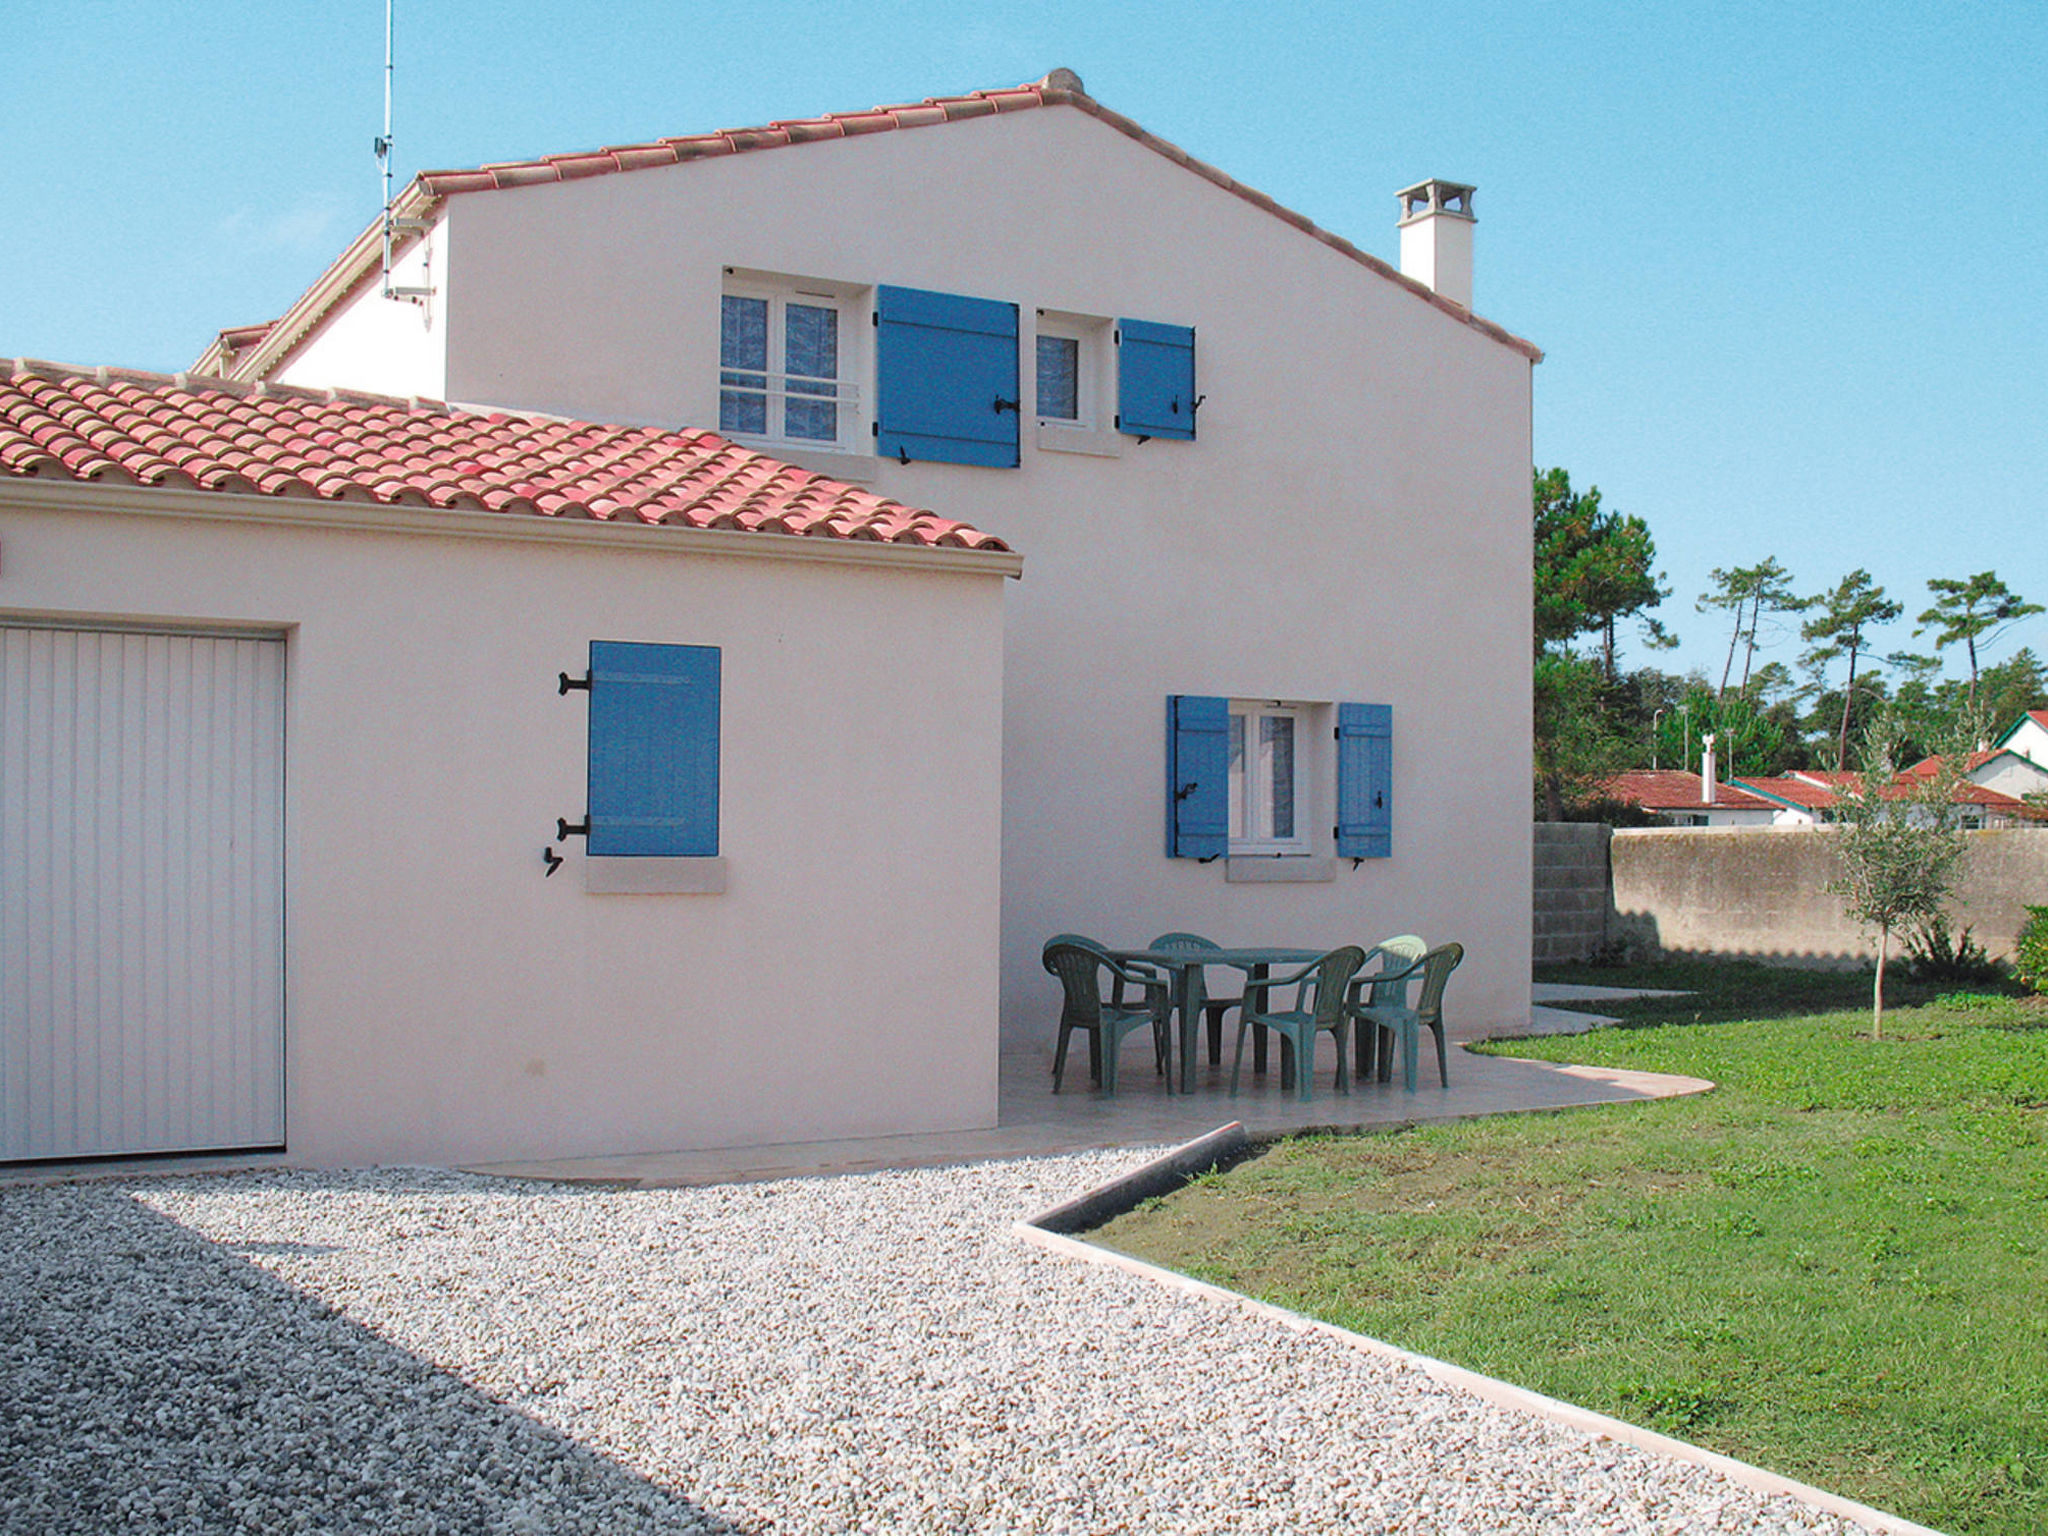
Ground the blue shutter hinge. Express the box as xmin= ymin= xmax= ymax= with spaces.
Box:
xmin=542 ymin=846 xmax=564 ymax=877
xmin=896 ymin=444 xmax=911 ymax=466
xmin=1199 ymin=854 xmax=1220 ymax=864
xmin=1174 ymin=781 xmax=1200 ymax=802
xmin=992 ymin=396 xmax=1020 ymax=414
xmin=556 ymin=817 xmax=590 ymax=841
xmin=558 ymin=671 xmax=591 ymax=694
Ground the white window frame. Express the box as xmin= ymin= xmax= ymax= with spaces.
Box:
xmin=1033 ymin=310 xmax=1111 ymax=431
xmin=719 ymin=270 xmax=866 ymax=453
xmin=1228 ymin=700 xmax=1311 ymax=856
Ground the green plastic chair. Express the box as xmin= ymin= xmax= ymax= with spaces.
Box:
xmin=1345 ymin=934 xmax=1427 ymax=1084
xmin=1350 ymin=942 xmax=1463 ymax=1091
xmin=1229 ymin=946 xmax=1367 ymax=1101
xmin=1042 ymin=940 xmax=1173 ymax=1094
xmin=1147 ymin=931 xmax=1244 ymax=1066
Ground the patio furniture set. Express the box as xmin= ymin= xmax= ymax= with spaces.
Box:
xmin=1041 ymin=933 xmax=1465 ymax=1101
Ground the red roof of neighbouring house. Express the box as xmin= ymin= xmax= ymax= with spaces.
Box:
xmin=1735 ymin=775 xmax=1838 ymax=810
xmin=196 ymin=72 xmax=1543 ymax=380
xmin=1737 ymin=769 xmax=2046 ymax=819
xmin=1601 ymin=770 xmax=1778 ymax=812
xmin=0 ymin=360 xmax=1010 ymax=551
xmin=1901 ymin=748 xmax=2048 ymax=786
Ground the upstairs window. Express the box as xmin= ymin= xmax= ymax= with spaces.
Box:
xmin=1036 ymin=333 xmax=1080 ymax=420
xmin=720 ymin=276 xmax=860 ymax=451
xmin=1034 ymin=312 xmax=1111 ymax=432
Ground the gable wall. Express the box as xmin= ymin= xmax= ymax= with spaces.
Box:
xmin=274 ymin=221 xmax=450 ymax=401
xmin=295 ymin=105 xmax=1536 ymax=1044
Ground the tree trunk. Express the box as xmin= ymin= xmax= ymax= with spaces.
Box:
xmin=1872 ymin=925 xmax=1887 ymax=1041
xmin=1966 ymin=634 xmax=1979 ymax=704
xmin=1719 ymin=612 xmax=1740 ymax=698
xmin=1542 ymin=771 xmax=1566 ymax=823
xmin=1836 ymin=644 xmax=1859 ymax=771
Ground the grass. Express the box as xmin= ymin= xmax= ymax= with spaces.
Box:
xmin=1091 ymin=965 xmax=2048 ymax=1535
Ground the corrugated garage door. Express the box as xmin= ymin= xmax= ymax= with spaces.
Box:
xmin=1 ymin=625 xmax=285 ymax=1162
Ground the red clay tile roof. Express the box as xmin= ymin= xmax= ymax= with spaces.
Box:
xmin=1601 ymin=770 xmax=1777 ymax=812
xmin=1737 ymin=770 xmax=2045 ymax=817
xmin=1735 ymin=775 xmax=1837 ymax=810
xmin=198 ymin=72 xmax=1542 ymax=381
xmin=0 ymin=360 xmax=1009 ymax=552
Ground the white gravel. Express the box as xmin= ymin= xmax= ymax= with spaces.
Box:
xmin=1 ymin=1154 xmax=1867 ymax=1534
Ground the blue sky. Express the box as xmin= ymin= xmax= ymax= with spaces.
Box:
xmin=7 ymin=1 xmax=2044 ymax=688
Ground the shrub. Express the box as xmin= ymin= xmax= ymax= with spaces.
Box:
xmin=1903 ymin=915 xmax=2005 ymax=986
xmin=2016 ymin=906 xmax=2048 ymax=997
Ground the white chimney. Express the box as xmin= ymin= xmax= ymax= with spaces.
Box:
xmin=1397 ymin=179 xmax=1476 ymax=309
xmin=1701 ymin=733 xmax=1718 ymax=804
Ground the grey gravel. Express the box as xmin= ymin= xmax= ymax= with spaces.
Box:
xmin=1 ymin=1155 xmax=1868 ymax=1534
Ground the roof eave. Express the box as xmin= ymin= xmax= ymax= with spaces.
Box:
xmin=199 ymin=179 xmax=444 ymax=383
xmin=0 ymin=474 xmax=1025 ymax=580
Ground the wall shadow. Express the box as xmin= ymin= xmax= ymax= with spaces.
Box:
xmin=0 ymin=1180 xmax=737 ymax=1533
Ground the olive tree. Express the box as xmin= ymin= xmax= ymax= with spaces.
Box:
xmin=1825 ymin=717 xmax=1966 ymax=1038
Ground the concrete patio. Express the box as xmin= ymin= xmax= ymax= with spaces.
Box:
xmin=473 ymin=995 xmax=1707 ymax=1187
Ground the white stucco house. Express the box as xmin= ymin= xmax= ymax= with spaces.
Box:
xmin=0 ymin=363 xmax=1015 ymax=1166
xmin=199 ymin=71 xmax=1543 ymax=1063
xmin=4 ymin=72 xmax=1541 ymax=1170
xmin=1997 ymin=710 xmax=2048 ymax=772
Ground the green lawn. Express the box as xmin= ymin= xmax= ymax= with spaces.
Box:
xmin=1091 ymin=967 xmax=2048 ymax=1534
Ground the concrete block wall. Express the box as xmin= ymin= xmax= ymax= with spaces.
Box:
xmin=1609 ymin=826 xmax=2048 ymax=967
xmin=1533 ymin=822 xmax=1611 ymax=965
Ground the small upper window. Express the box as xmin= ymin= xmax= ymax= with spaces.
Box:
xmin=1034 ymin=311 xmax=1109 ymax=431
xmin=1229 ymin=702 xmax=1307 ymax=855
xmin=1036 ymin=334 xmax=1080 ymax=420
xmin=720 ymin=276 xmax=861 ymax=450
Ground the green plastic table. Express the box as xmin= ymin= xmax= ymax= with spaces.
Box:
xmin=1109 ymin=946 xmax=1326 ymax=1093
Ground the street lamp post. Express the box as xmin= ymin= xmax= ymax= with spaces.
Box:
xmin=1651 ymin=708 xmax=1666 ymax=770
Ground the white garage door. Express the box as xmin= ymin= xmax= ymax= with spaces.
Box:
xmin=2 ymin=625 xmax=285 ymax=1162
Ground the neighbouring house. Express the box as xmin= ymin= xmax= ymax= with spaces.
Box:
xmin=1598 ymin=769 xmax=1782 ymax=828
xmin=0 ymin=362 xmax=1016 ymax=1166
xmin=1733 ymin=768 xmax=2046 ymax=830
xmin=193 ymin=72 xmax=1542 ymax=1078
xmin=1997 ymin=709 xmax=2048 ymax=770
xmin=1904 ymin=748 xmax=2048 ymax=805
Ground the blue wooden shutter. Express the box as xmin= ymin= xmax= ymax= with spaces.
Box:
xmin=587 ymin=640 xmax=720 ymax=857
xmin=874 ymin=285 xmax=1019 ymax=467
xmin=1335 ymin=702 xmax=1392 ymax=859
xmin=1166 ymin=695 xmax=1229 ymax=858
xmin=1117 ymin=319 xmax=1196 ymax=440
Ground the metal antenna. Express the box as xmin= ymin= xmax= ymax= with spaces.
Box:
xmin=376 ymin=0 xmax=395 ymax=294
xmin=375 ymin=0 xmax=433 ymax=306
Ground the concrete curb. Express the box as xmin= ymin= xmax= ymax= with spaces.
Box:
xmin=1015 ymin=1126 xmax=1946 ymax=1536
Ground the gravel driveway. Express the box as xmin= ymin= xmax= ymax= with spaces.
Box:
xmin=1 ymin=1154 xmax=1863 ymax=1534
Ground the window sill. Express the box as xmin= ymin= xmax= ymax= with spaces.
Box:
xmin=733 ymin=444 xmax=879 ymax=483
xmin=585 ymin=857 xmax=728 ymax=895
xmin=1225 ymin=855 xmax=1334 ymax=884
xmin=1035 ymin=424 xmax=1122 ymax=458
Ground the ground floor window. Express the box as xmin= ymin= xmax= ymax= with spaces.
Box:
xmin=1228 ymin=701 xmax=1307 ymax=854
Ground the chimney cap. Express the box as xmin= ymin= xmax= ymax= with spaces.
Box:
xmin=1397 ymin=179 xmax=1476 ymax=225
